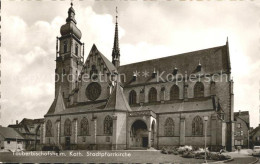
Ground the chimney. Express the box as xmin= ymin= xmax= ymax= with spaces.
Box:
xmin=239 ymin=110 xmax=241 ymax=115
xmin=16 ymin=120 xmax=18 ymax=125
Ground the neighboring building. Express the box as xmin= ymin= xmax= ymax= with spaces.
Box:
xmin=0 ymin=126 xmax=25 ymax=151
xmin=8 ymin=118 xmax=44 ymax=150
xmin=234 ymin=111 xmax=250 ymax=148
xmin=250 ymin=125 xmax=260 ymax=148
xmin=249 ymin=127 xmax=254 ymax=133
xmin=42 ymin=3 xmax=234 ymax=151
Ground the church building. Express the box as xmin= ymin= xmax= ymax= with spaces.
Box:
xmin=43 ymin=3 xmax=234 ymax=151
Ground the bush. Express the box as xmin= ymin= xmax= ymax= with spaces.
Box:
xmin=160 ymin=145 xmax=231 ymax=161
xmin=192 ymin=146 xmax=200 ymax=151
xmin=194 ymin=152 xmax=205 ymax=159
xmin=167 ymin=150 xmax=174 ymax=154
xmin=182 ymin=151 xmax=195 ymax=158
xmin=177 ymin=145 xmax=193 ymax=155
xmin=207 ymin=152 xmax=231 ymax=161
xmin=173 ymin=150 xmax=179 ymax=155
xmin=161 ymin=147 xmax=168 ymax=154
xmin=193 ymin=148 xmax=210 ymax=159
xmin=160 ymin=146 xmax=179 ymax=155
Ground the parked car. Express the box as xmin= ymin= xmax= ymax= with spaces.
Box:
xmin=252 ymin=146 xmax=260 ymax=156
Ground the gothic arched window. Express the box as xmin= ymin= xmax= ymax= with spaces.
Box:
xmin=64 ymin=118 xmax=72 ymax=136
xmin=46 ymin=120 xmax=52 ymax=137
xmin=80 ymin=117 xmax=89 ymax=136
xmin=129 ymin=90 xmax=137 ymax=105
xmin=148 ymin=87 xmax=157 ymax=102
xmin=64 ymin=41 xmax=68 ymax=53
xmin=170 ymin=85 xmax=179 ymax=100
xmin=192 ymin=116 xmax=203 ymax=136
xmin=164 ymin=118 xmax=174 ymax=136
xmin=194 ymin=82 xmax=204 ymax=98
xmin=75 ymin=44 xmax=78 ymax=56
xmin=104 ymin=115 xmax=113 ymax=135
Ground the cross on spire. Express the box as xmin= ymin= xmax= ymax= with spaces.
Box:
xmin=116 ymin=6 xmax=118 ymax=23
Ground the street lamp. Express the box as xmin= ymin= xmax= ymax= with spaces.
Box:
xmin=204 ymin=116 xmax=209 ymax=163
xmin=16 ymin=134 xmax=18 ymax=152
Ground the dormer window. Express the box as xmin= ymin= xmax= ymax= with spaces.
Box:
xmin=111 ymin=71 xmax=118 ymax=82
xmin=64 ymin=41 xmax=68 ymax=53
xmin=133 ymin=73 xmax=137 ymax=81
xmin=197 ymin=61 xmax=202 ymax=71
xmin=173 ymin=67 xmax=178 ymax=75
xmin=152 ymin=68 xmax=157 ymax=78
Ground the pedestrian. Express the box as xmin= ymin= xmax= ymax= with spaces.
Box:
xmin=219 ymin=148 xmax=223 ymax=154
xmin=238 ymin=146 xmax=241 ymax=153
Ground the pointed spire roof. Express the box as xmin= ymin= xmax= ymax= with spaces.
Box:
xmin=225 ymin=36 xmax=231 ymax=72
xmin=105 ymin=81 xmax=131 ymax=111
xmin=46 ymin=87 xmax=66 ymax=115
xmin=112 ymin=7 xmax=120 ymax=66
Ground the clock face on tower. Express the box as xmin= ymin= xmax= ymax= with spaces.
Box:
xmin=85 ymin=82 xmax=102 ymax=101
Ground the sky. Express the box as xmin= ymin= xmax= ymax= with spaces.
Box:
xmin=1 ymin=0 xmax=260 ymax=127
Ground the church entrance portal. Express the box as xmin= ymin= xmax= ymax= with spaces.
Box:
xmin=65 ymin=137 xmax=70 ymax=150
xmin=142 ymin=137 xmax=148 ymax=147
xmin=130 ymin=120 xmax=148 ymax=148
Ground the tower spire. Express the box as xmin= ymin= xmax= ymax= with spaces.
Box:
xmin=60 ymin=2 xmax=82 ymax=39
xmin=112 ymin=6 xmax=120 ymax=68
xmin=66 ymin=1 xmax=76 ymax=24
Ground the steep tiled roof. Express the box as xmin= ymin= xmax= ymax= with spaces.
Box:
xmin=20 ymin=118 xmax=44 ymax=125
xmin=234 ymin=111 xmax=249 ymax=117
xmin=130 ymin=96 xmax=215 ymax=113
xmin=46 ymin=87 xmax=66 ymax=115
xmin=105 ymin=82 xmax=132 ymax=111
xmin=84 ymin=44 xmax=116 ymax=73
xmin=119 ymin=44 xmax=231 ymax=86
xmin=250 ymin=126 xmax=260 ymax=137
xmin=0 ymin=127 xmax=24 ymax=140
xmin=234 ymin=111 xmax=249 ymax=125
xmin=99 ymin=50 xmax=116 ymax=73
xmin=47 ymin=100 xmax=107 ymax=116
xmin=8 ymin=124 xmax=22 ymax=128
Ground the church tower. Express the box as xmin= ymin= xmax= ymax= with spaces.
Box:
xmin=55 ymin=3 xmax=84 ymax=104
xmin=112 ymin=8 xmax=120 ymax=68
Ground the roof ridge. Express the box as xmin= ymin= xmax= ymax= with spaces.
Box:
xmin=119 ymin=45 xmax=226 ymax=67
